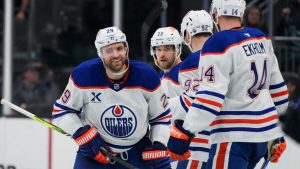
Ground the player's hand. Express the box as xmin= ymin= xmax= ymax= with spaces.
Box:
xmin=72 ymin=125 xmax=109 ymax=164
xmin=267 ymin=137 xmax=287 ymax=163
xmin=167 ymin=120 xmax=194 ymax=160
xmin=142 ymin=142 xmax=171 ymax=169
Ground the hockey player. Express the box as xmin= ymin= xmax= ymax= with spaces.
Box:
xmin=167 ymin=0 xmax=288 ymax=169
xmin=169 ymin=10 xmax=213 ymax=169
xmin=150 ymin=27 xmax=183 ymax=99
xmin=52 ymin=26 xmax=172 ymax=169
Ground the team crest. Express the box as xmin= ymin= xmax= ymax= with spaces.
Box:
xmin=101 ymin=105 xmax=137 ymax=138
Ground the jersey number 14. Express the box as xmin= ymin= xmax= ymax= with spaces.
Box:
xmin=248 ymin=59 xmax=267 ymax=99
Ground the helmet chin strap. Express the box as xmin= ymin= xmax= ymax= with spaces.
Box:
xmin=212 ymin=12 xmax=220 ymax=32
xmin=184 ymin=33 xmax=195 ymax=53
xmin=186 ymin=42 xmax=194 ymax=53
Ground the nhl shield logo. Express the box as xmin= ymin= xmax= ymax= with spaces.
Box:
xmin=101 ymin=105 xmax=137 ymax=138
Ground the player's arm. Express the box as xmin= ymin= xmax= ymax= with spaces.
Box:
xmin=148 ymin=85 xmax=172 ymax=146
xmin=168 ymin=93 xmax=193 ymax=121
xmin=268 ymin=42 xmax=289 ymax=115
xmin=143 ymin=77 xmax=172 ymax=168
xmin=52 ymin=74 xmax=84 ymax=135
xmin=168 ymin=37 xmax=231 ymax=160
xmin=52 ymin=71 xmax=109 ymax=164
xmin=183 ymin=44 xmax=231 ymax=134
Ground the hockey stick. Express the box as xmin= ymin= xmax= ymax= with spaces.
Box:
xmin=260 ymin=160 xmax=269 ymax=169
xmin=1 ymin=98 xmax=139 ymax=169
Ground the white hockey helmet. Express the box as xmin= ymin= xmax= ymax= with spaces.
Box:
xmin=210 ymin=0 xmax=246 ymax=19
xmin=150 ymin=27 xmax=182 ymax=57
xmin=94 ymin=26 xmax=129 ymax=77
xmin=180 ymin=10 xmax=213 ymax=45
xmin=94 ymin=26 xmax=128 ymax=58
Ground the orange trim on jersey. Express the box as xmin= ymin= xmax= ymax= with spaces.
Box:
xmin=190 ymin=160 xmax=200 ymax=169
xmin=210 ymin=114 xmax=278 ymax=126
xmin=231 ymin=27 xmax=245 ymax=30
xmin=201 ymin=36 xmax=270 ymax=57
xmin=52 ymin=109 xmax=63 ymax=114
xmin=70 ymin=76 xmax=110 ymax=89
xmin=52 ymin=108 xmax=61 ymax=113
xmin=158 ymin=114 xmax=172 ymax=121
xmin=124 ymin=83 xmax=161 ymax=92
xmin=216 ymin=142 xmax=228 ymax=169
xmin=70 ymin=76 xmax=161 ymax=92
xmin=183 ymin=96 xmax=192 ymax=107
xmin=191 ymin=138 xmax=209 ymax=144
xmin=170 ymin=124 xmax=190 ymax=140
xmin=179 ymin=67 xmax=198 ymax=73
xmin=164 ymin=77 xmax=180 ymax=85
xmin=271 ymin=90 xmax=288 ymax=98
xmin=196 ymin=97 xmax=222 ymax=108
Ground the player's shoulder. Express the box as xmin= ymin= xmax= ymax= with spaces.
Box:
xmin=128 ymin=60 xmax=161 ymax=90
xmin=165 ymin=62 xmax=182 ymax=83
xmin=202 ymin=27 xmax=269 ymax=55
xmin=129 ymin=60 xmax=159 ymax=80
xmin=180 ymin=50 xmax=201 ymax=71
xmin=71 ymin=58 xmax=104 ymax=82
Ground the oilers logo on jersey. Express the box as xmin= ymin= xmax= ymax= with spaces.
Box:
xmin=101 ymin=105 xmax=137 ymax=138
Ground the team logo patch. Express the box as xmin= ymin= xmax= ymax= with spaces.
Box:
xmin=101 ymin=105 xmax=137 ymax=138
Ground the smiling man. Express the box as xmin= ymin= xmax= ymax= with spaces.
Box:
xmin=52 ymin=26 xmax=172 ymax=169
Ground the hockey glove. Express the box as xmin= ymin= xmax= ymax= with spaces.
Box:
xmin=73 ymin=125 xmax=109 ymax=164
xmin=167 ymin=120 xmax=194 ymax=160
xmin=267 ymin=137 xmax=287 ymax=163
xmin=142 ymin=142 xmax=171 ymax=169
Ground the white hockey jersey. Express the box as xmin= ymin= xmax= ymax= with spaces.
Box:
xmin=52 ymin=59 xmax=171 ymax=153
xmin=179 ymin=50 xmax=201 ymax=98
xmin=175 ymin=50 xmax=210 ymax=161
xmin=183 ymin=27 xmax=289 ymax=144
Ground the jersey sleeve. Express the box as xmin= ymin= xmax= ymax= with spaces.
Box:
xmin=147 ymin=82 xmax=172 ymax=146
xmin=51 ymin=73 xmax=85 ymax=135
xmin=183 ymin=36 xmax=231 ymax=134
xmin=268 ymin=42 xmax=289 ymax=115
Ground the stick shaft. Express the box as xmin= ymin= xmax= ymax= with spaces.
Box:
xmin=260 ymin=160 xmax=269 ymax=169
xmin=1 ymin=98 xmax=70 ymax=136
xmin=1 ymin=98 xmax=138 ymax=169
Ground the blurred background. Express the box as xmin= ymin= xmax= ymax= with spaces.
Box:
xmin=0 ymin=0 xmax=300 ymax=168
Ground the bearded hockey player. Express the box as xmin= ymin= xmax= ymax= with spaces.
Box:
xmin=52 ymin=26 xmax=172 ymax=169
